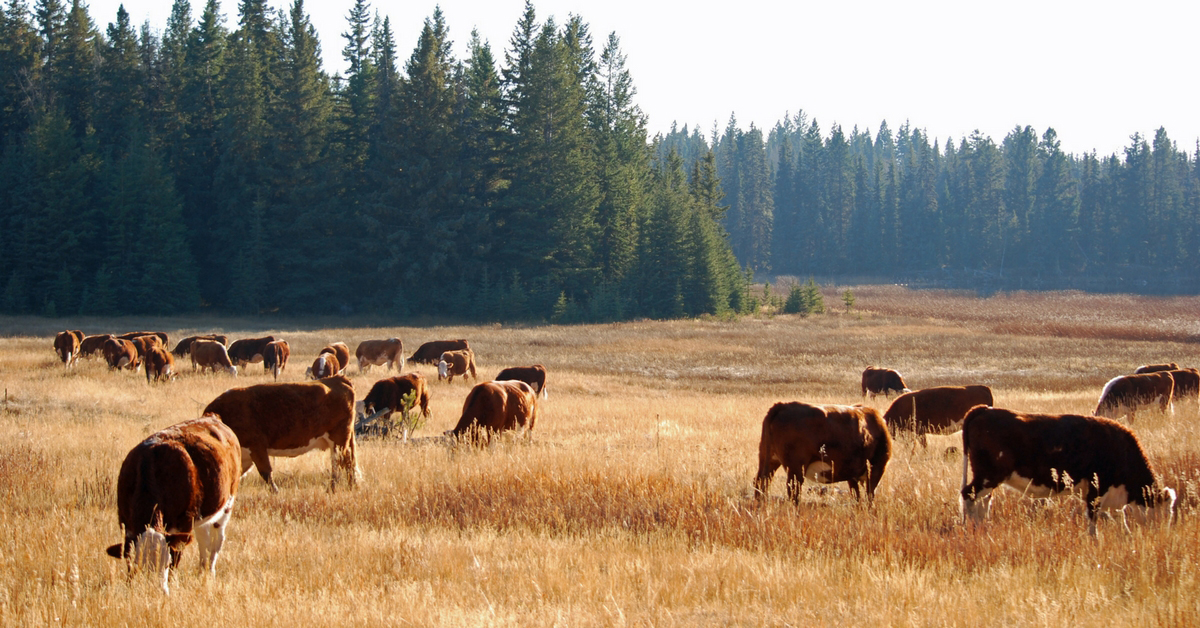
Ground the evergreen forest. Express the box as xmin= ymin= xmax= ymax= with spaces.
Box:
xmin=2 ymin=0 xmax=1197 ymax=320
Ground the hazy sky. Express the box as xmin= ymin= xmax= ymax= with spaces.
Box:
xmin=87 ymin=0 xmax=1199 ymax=157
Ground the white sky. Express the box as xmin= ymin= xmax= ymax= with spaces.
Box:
xmin=89 ymin=0 xmax=1200 ymax=157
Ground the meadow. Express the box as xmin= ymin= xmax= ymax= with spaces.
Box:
xmin=1 ymin=285 xmax=1199 ymax=626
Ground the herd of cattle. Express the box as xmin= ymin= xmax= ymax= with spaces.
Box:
xmin=48 ymin=331 xmax=1189 ymax=592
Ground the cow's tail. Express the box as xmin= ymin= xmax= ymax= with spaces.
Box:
xmin=959 ymin=404 xmax=989 ymax=492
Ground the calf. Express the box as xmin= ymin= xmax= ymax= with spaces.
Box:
xmin=861 ymin=366 xmax=910 ymax=398
xmin=960 ymin=405 xmax=1176 ymax=535
xmin=203 ymin=376 xmax=359 ymax=491
xmin=450 ymin=380 xmax=539 ymax=444
xmin=883 ymin=385 xmax=993 ymax=435
xmin=438 ymin=349 xmax=477 ymax=383
xmin=1095 ymin=372 xmax=1174 ymax=420
xmin=495 ymin=364 xmax=548 ymax=399
xmin=190 ymin=340 xmax=238 ymax=376
xmin=105 ymin=416 xmax=241 ymax=594
xmin=754 ymin=402 xmax=892 ymax=503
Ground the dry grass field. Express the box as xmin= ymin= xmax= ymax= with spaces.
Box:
xmin=2 ymin=286 xmax=1200 ymax=626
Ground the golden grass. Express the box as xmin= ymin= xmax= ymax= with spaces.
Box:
xmin=3 ymin=287 xmax=1200 ymax=625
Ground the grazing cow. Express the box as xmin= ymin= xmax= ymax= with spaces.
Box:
xmin=923 ymin=430 xmax=963 ymax=456
xmin=358 ymin=373 xmax=433 ymax=421
xmin=438 ymin=350 xmax=477 ymax=383
xmin=53 ymin=330 xmax=84 ymax=367
xmin=960 ymin=405 xmax=1176 ymax=535
xmin=202 ymin=376 xmax=359 ymax=491
xmin=309 ymin=352 xmax=341 ymax=380
xmin=1165 ymin=368 xmax=1200 ymax=403
xmin=754 ymin=402 xmax=892 ymax=503
xmin=409 ymin=339 xmax=471 ymax=365
xmin=1135 ymin=362 xmax=1179 ymax=374
xmin=861 ymin=367 xmax=910 ymax=398
xmin=355 ymin=338 xmax=405 ymax=373
xmin=145 ymin=346 xmax=177 ymax=383
xmin=131 ymin=334 xmax=164 ymax=359
xmin=1095 ymin=372 xmax=1174 ymax=420
xmin=172 ymin=335 xmax=228 ymax=358
xmin=449 ymin=380 xmax=539 ymax=444
xmin=103 ymin=337 xmax=141 ymax=371
xmin=105 ymin=416 xmax=241 ymax=594
xmin=320 ymin=343 xmax=350 ymax=375
xmin=227 ymin=336 xmax=276 ymax=369
xmin=883 ymin=385 xmax=994 ymax=435
xmin=118 ymin=331 xmax=170 ymax=346
xmin=494 ymin=364 xmax=549 ymax=399
xmin=263 ymin=340 xmax=290 ymax=381
xmin=80 ymin=334 xmax=114 ymax=358
xmin=190 ymin=340 xmax=238 ymax=376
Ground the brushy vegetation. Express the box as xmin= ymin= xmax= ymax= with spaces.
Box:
xmin=2 ymin=287 xmax=1200 ymax=625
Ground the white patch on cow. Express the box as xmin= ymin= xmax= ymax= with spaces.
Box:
xmin=250 ymin=353 xmax=264 ymax=363
xmin=1094 ymin=484 xmax=1130 ymax=512
xmin=1001 ymin=472 xmax=1055 ymax=498
xmin=438 ymin=359 xmax=449 ymax=379
xmin=804 ymin=461 xmax=833 ymax=483
xmin=265 ymin=434 xmax=334 ymax=458
xmin=226 ymin=365 xmax=238 ymax=376
xmin=117 ymin=356 xmax=130 ymax=369
xmin=315 ymin=355 xmax=327 ymax=378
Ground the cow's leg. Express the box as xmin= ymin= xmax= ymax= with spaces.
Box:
xmin=754 ymin=458 xmax=780 ymax=500
xmin=247 ymin=448 xmax=276 ymax=492
xmin=786 ymin=468 xmax=805 ymax=504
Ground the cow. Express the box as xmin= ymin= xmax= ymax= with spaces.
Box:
xmin=355 ymin=338 xmax=405 ymax=373
xmin=1165 ymin=368 xmax=1200 ymax=404
xmin=263 ymin=340 xmax=290 ymax=381
xmin=883 ymin=385 xmax=994 ymax=435
xmin=103 ymin=337 xmax=141 ymax=371
xmin=308 ymin=352 xmax=341 ymax=380
xmin=320 ymin=342 xmax=350 ymax=375
xmin=494 ymin=365 xmax=549 ymax=399
xmin=117 ymin=331 xmax=170 ymax=346
xmin=131 ymin=334 xmax=164 ymax=359
xmin=438 ymin=350 xmax=477 ymax=383
xmin=80 ymin=334 xmax=114 ymax=358
xmin=409 ymin=339 xmax=471 ymax=365
xmin=172 ymin=335 xmax=228 ymax=358
xmin=190 ymin=340 xmax=238 ymax=376
xmin=358 ymin=373 xmax=433 ymax=421
xmin=202 ymin=376 xmax=359 ymax=491
xmin=449 ymin=380 xmax=539 ymax=444
xmin=923 ymin=430 xmax=963 ymax=456
xmin=227 ymin=336 xmax=276 ymax=369
xmin=754 ymin=402 xmax=892 ymax=503
xmin=53 ymin=330 xmax=84 ymax=367
xmin=105 ymin=416 xmax=241 ymax=594
xmin=1135 ymin=362 xmax=1179 ymax=374
xmin=960 ymin=405 xmax=1176 ymax=535
xmin=1095 ymin=372 xmax=1174 ymax=420
xmin=861 ymin=366 xmax=910 ymax=398
xmin=145 ymin=346 xmax=177 ymax=383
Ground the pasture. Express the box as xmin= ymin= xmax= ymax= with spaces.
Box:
xmin=2 ymin=286 xmax=1199 ymax=625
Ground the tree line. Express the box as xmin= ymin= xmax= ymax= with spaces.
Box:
xmin=660 ymin=115 xmax=1200 ymax=291
xmin=0 ymin=0 xmax=745 ymax=319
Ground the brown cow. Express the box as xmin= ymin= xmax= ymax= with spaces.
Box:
xmin=145 ymin=346 xmax=177 ymax=383
xmin=54 ymin=330 xmax=83 ymax=367
xmin=172 ymin=335 xmax=228 ymax=358
xmin=190 ymin=340 xmax=238 ymax=376
xmin=202 ymin=376 xmax=359 ymax=491
xmin=960 ymin=405 xmax=1176 ymax=535
xmin=861 ymin=366 xmax=910 ymax=398
xmin=80 ymin=334 xmax=114 ymax=358
xmin=409 ymin=339 xmax=470 ymax=365
xmin=358 ymin=373 xmax=433 ymax=421
xmin=320 ymin=342 xmax=350 ymax=375
xmin=308 ymin=352 xmax=341 ymax=380
xmin=227 ymin=336 xmax=276 ymax=369
xmin=1135 ymin=362 xmax=1179 ymax=374
xmin=106 ymin=416 xmax=240 ymax=594
xmin=118 ymin=331 xmax=170 ymax=346
xmin=263 ymin=340 xmax=290 ymax=381
xmin=495 ymin=365 xmax=549 ymax=399
xmin=355 ymin=338 xmax=405 ymax=373
xmin=131 ymin=334 xmax=164 ymax=359
xmin=883 ymin=385 xmax=994 ymax=435
xmin=754 ymin=402 xmax=892 ymax=503
xmin=103 ymin=337 xmax=141 ymax=371
xmin=1095 ymin=372 xmax=1174 ymax=420
xmin=1165 ymin=368 xmax=1200 ymax=403
xmin=449 ymin=380 xmax=539 ymax=444
xmin=438 ymin=350 xmax=477 ymax=383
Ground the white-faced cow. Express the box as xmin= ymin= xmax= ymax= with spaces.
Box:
xmin=53 ymin=330 xmax=84 ymax=367
xmin=883 ymin=385 xmax=994 ymax=435
xmin=449 ymin=380 xmax=539 ymax=445
xmin=203 ymin=376 xmax=359 ymax=491
xmin=106 ymin=416 xmax=241 ymax=594
xmin=861 ymin=366 xmax=910 ymax=398
xmin=754 ymin=402 xmax=892 ymax=503
xmin=227 ymin=336 xmax=276 ymax=369
xmin=190 ymin=340 xmax=238 ymax=376
xmin=960 ymin=405 xmax=1176 ymax=535
xmin=355 ymin=338 xmax=405 ymax=373
xmin=1095 ymin=372 xmax=1174 ymax=420
xmin=263 ymin=340 xmax=289 ymax=381
xmin=494 ymin=365 xmax=548 ymax=399
xmin=409 ymin=339 xmax=470 ymax=365
xmin=321 ymin=342 xmax=350 ymax=375
xmin=308 ymin=352 xmax=341 ymax=380
xmin=438 ymin=349 xmax=477 ymax=383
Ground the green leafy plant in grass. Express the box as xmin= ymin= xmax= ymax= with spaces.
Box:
xmin=356 ymin=391 xmax=426 ymax=442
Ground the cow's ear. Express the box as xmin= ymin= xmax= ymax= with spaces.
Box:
xmin=106 ymin=544 xmax=123 ymax=558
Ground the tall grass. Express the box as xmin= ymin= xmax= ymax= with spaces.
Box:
xmin=1 ymin=288 xmax=1199 ymax=625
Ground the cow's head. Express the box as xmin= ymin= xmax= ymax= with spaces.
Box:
xmin=106 ymin=527 xmax=173 ymax=594
xmin=226 ymin=365 xmax=238 ymax=377
xmin=437 ymin=358 xmax=449 ymax=380
xmin=1128 ymin=486 xmax=1178 ymax=528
